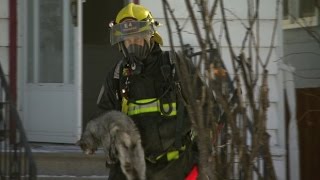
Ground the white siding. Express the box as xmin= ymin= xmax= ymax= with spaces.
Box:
xmin=142 ymin=0 xmax=278 ymax=20
xmin=0 ymin=47 xmax=8 ymax=75
xmin=0 ymin=0 xmax=23 ymax=79
xmin=0 ymin=0 xmax=9 ymax=75
xmin=219 ymin=47 xmax=280 ymax=75
xmin=157 ymin=19 xmax=280 ymax=48
xmin=0 ymin=19 xmax=9 ymax=46
xmin=142 ymin=0 xmax=285 ymax=178
xmin=0 ymin=0 xmax=8 ymax=18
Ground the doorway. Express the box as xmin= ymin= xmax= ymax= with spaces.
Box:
xmin=82 ymin=1 xmax=123 ymax=127
xmin=297 ymin=88 xmax=320 ymax=180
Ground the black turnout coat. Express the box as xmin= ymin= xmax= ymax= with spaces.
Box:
xmin=96 ymin=44 xmax=196 ymax=180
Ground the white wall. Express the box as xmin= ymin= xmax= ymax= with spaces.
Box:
xmin=284 ymin=27 xmax=320 ymax=88
xmin=0 ymin=0 xmax=24 ymax=107
xmin=141 ymin=0 xmax=286 ymax=179
xmin=0 ymin=0 xmax=23 ymax=79
xmin=0 ymin=0 xmax=9 ymax=75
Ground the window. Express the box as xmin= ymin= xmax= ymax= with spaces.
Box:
xmin=27 ymin=0 xmax=75 ymax=84
xmin=283 ymin=0 xmax=318 ymax=29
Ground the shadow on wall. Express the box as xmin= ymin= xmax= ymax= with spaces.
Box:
xmin=82 ymin=1 xmax=123 ymax=128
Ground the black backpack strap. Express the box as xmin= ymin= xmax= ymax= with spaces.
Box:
xmin=175 ymin=91 xmax=185 ymax=148
xmin=163 ymin=51 xmax=187 ymax=149
xmin=113 ymin=59 xmax=124 ymax=98
xmin=160 ymin=51 xmax=174 ymax=82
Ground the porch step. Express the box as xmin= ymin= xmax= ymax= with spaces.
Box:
xmin=31 ymin=143 xmax=109 ymax=180
xmin=37 ymin=175 xmax=107 ymax=180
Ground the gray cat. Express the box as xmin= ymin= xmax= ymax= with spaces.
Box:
xmin=77 ymin=110 xmax=146 ymax=180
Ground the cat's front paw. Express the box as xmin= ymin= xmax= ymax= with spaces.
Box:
xmin=84 ymin=149 xmax=96 ymax=155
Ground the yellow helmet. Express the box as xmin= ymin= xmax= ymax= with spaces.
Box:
xmin=114 ymin=3 xmax=163 ymax=45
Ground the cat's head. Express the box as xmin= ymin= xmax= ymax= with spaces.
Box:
xmin=76 ymin=132 xmax=99 ymax=155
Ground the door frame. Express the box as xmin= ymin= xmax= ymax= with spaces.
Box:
xmin=19 ymin=0 xmax=83 ymax=143
xmin=296 ymin=88 xmax=320 ymax=180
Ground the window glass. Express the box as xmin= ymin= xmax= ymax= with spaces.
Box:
xmin=27 ymin=0 xmax=34 ymax=83
xmin=39 ymin=0 xmax=63 ymax=83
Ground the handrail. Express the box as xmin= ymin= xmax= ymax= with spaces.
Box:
xmin=0 ymin=62 xmax=37 ymax=179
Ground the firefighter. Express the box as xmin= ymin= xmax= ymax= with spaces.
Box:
xmin=96 ymin=3 xmax=197 ymax=179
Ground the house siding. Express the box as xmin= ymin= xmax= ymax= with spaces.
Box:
xmin=0 ymin=0 xmax=23 ymax=106
xmin=142 ymin=0 xmax=285 ymax=179
xmin=284 ymin=26 xmax=320 ymax=88
xmin=0 ymin=0 xmax=9 ymax=75
xmin=0 ymin=0 xmax=23 ymax=80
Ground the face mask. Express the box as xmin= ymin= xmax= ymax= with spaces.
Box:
xmin=126 ymin=43 xmax=149 ymax=60
xmin=122 ymin=40 xmax=152 ymax=75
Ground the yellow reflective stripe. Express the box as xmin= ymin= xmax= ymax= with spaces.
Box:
xmin=127 ymin=99 xmax=177 ymax=116
xmin=128 ymin=101 xmax=158 ymax=110
xmin=135 ymin=98 xmax=157 ymax=103
xmin=154 ymin=151 xmax=179 ymax=161
xmin=128 ymin=102 xmax=177 ymax=112
xmin=167 ymin=151 xmax=179 ymax=161
xmin=155 ymin=145 xmax=186 ymax=162
xmin=128 ymin=106 xmax=160 ymax=115
xmin=121 ymin=98 xmax=128 ymax=114
xmin=155 ymin=154 xmax=165 ymax=161
xmin=128 ymin=106 xmax=177 ymax=116
xmin=162 ymin=103 xmax=177 ymax=110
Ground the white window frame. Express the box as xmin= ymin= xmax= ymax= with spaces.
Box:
xmin=283 ymin=0 xmax=319 ymax=29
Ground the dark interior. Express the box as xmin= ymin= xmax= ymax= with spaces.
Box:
xmin=82 ymin=1 xmax=123 ymax=127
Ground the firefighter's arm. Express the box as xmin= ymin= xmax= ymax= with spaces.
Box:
xmin=96 ymin=70 xmax=121 ymax=111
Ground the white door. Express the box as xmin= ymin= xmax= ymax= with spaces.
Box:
xmin=22 ymin=0 xmax=83 ymax=143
